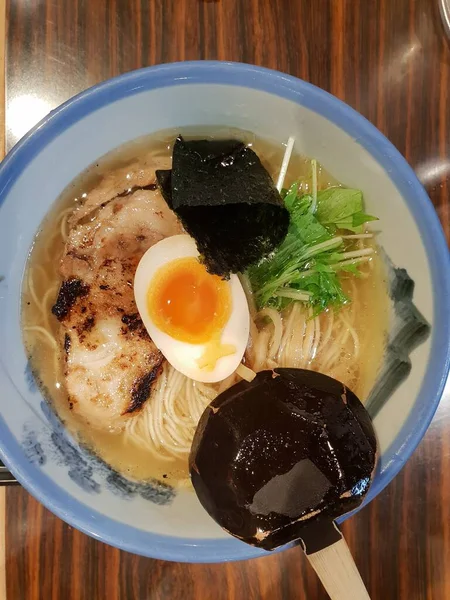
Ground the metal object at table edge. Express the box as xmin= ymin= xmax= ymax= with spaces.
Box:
xmin=0 ymin=463 xmax=17 ymax=485
xmin=440 ymin=0 xmax=450 ymax=37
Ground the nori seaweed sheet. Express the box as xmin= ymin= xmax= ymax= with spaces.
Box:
xmin=156 ymin=136 xmax=289 ymax=276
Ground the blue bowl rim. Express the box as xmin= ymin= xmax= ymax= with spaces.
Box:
xmin=0 ymin=60 xmax=449 ymax=563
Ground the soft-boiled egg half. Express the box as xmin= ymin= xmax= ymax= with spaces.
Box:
xmin=134 ymin=235 xmax=250 ymax=383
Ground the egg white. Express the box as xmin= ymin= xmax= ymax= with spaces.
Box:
xmin=134 ymin=234 xmax=250 ymax=383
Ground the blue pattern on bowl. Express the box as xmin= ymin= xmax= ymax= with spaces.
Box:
xmin=22 ymin=427 xmax=46 ymax=466
xmin=20 ymin=400 xmax=175 ymax=503
xmin=24 ymin=359 xmax=38 ymax=394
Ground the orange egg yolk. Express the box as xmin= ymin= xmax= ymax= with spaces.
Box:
xmin=147 ymin=257 xmax=232 ymax=345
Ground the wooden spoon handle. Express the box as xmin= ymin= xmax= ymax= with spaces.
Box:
xmin=306 ymin=537 xmax=371 ymax=600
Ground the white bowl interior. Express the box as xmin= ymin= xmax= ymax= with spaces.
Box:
xmin=0 ymin=81 xmax=434 ymax=547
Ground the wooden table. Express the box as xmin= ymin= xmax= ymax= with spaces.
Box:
xmin=3 ymin=1 xmax=450 ymax=598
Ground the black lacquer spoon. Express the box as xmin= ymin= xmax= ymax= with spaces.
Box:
xmin=190 ymin=368 xmax=376 ymax=600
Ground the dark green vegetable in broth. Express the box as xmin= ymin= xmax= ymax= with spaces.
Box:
xmin=248 ymin=179 xmax=378 ymax=313
xmin=190 ymin=368 xmax=377 ymax=551
xmin=314 ymin=187 xmax=378 ymax=233
xmin=156 ymin=136 xmax=289 ymax=277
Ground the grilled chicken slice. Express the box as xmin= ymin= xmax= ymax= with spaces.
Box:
xmin=52 ymin=169 xmax=182 ymax=432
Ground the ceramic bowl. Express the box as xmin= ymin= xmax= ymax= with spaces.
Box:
xmin=0 ymin=61 xmax=449 ymax=562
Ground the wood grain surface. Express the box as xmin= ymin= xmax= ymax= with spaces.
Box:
xmin=4 ymin=0 xmax=450 ymax=598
